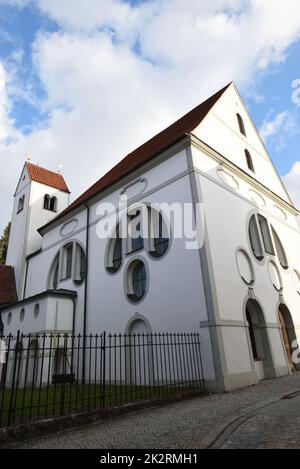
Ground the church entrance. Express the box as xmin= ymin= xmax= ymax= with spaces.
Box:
xmin=245 ymin=299 xmax=275 ymax=380
xmin=278 ymin=304 xmax=297 ymax=371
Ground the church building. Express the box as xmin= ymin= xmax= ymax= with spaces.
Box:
xmin=1 ymin=82 xmax=299 ymax=392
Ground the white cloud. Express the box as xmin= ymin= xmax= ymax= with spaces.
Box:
xmin=260 ymin=111 xmax=295 ymax=139
xmin=1 ymin=0 xmax=300 ymax=234
xmin=283 ymin=162 xmax=300 ymax=210
xmin=260 ymin=111 xmax=298 ymax=152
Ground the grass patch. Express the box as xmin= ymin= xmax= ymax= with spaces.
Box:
xmin=0 ymin=381 xmax=201 ymax=427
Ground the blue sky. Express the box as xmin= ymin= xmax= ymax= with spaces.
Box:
xmin=0 ymin=0 xmax=300 ymax=232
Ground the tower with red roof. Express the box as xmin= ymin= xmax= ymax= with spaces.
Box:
xmin=6 ymin=161 xmax=70 ymax=299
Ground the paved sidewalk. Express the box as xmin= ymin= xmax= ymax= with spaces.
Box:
xmin=9 ymin=372 xmax=300 ymax=449
xmin=212 ymin=392 xmax=300 ymax=449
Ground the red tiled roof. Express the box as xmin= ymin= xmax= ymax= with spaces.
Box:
xmin=26 ymin=162 xmax=70 ymax=193
xmin=40 ymin=82 xmax=231 ymax=233
xmin=0 ymin=265 xmax=17 ymax=306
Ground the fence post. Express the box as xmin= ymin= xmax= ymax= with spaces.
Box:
xmin=102 ymin=331 xmax=106 ymax=408
xmin=7 ymin=330 xmax=20 ymax=427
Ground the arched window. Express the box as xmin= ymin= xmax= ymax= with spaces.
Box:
xmin=17 ymin=195 xmax=25 ymax=213
xmin=49 ymin=254 xmax=59 ymax=290
xmin=44 ymin=195 xmax=57 ymax=212
xmin=49 ymin=197 xmax=57 ymax=212
xmin=49 ymin=242 xmax=86 ymax=288
xmin=64 ymin=243 xmax=73 ymax=279
xmin=245 ymin=149 xmax=254 ymax=172
xmin=246 ymin=308 xmax=258 ymax=360
xmin=105 ymin=205 xmax=170 ymax=273
xmin=126 ymin=260 xmax=147 ymax=302
xmin=148 ymin=209 xmax=169 ymax=258
xmin=271 ymin=226 xmax=288 ymax=269
xmin=106 ymin=235 xmax=122 ymax=274
xmin=249 ymin=215 xmax=264 ymax=260
xmin=44 ymin=194 xmax=50 ymax=210
xmin=237 ymin=113 xmax=246 ymax=136
xmin=128 ymin=210 xmax=144 ymax=254
xmin=74 ymin=244 xmax=86 ymax=284
xmin=257 ymin=215 xmax=274 ymax=255
xmin=249 ymin=214 xmax=287 ymax=265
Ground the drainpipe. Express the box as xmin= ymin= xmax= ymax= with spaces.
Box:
xmin=70 ymin=296 xmax=77 ymax=375
xmin=22 ymin=259 xmax=29 ymax=300
xmin=82 ymin=204 xmax=90 ymax=384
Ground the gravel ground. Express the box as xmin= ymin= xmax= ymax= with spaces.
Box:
xmin=8 ymin=372 xmax=300 ymax=449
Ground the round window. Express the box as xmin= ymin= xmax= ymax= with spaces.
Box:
xmin=267 ymin=261 xmax=282 ymax=292
xmin=236 ymin=249 xmax=254 ymax=285
xmin=293 ymin=270 xmax=300 ymax=294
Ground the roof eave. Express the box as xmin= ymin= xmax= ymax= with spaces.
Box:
xmin=38 ymin=133 xmax=191 ymax=236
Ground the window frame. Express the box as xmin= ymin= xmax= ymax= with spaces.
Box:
xmin=125 ymin=259 xmax=148 ymax=303
xmin=44 ymin=195 xmax=57 ymax=212
xmin=271 ymin=226 xmax=289 ymax=270
xmin=49 ymin=241 xmax=86 ymax=288
xmin=257 ymin=215 xmax=275 ymax=255
xmin=127 ymin=210 xmax=144 ymax=254
xmin=249 ymin=214 xmax=264 ymax=261
xmin=237 ymin=113 xmax=247 ymax=136
xmin=17 ymin=195 xmax=25 ymax=214
xmin=245 ymin=149 xmax=255 ymax=172
xmin=148 ymin=208 xmax=169 ymax=259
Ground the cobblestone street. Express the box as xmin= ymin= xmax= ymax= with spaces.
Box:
xmin=9 ymin=372 xmax=300 ymax=449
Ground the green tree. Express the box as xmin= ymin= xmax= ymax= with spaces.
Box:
xmin=0 ymin=222 xmax=11 ymax=265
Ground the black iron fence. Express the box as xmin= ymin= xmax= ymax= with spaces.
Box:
xmin=0 ymin=331 xmax=204 ymax=428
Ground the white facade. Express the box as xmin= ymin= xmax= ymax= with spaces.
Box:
xmin=6 ymin=164 xmax=70 ymax=298
xmin=2 ymin=83 xmax=300 ymax=392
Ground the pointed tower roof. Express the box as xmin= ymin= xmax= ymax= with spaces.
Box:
xmin=25 ymin=162 xmax=70 ymax=193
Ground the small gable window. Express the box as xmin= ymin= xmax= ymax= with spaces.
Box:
xmin=44 ymin=194 xmax=50 ymax=210
xmin=237 ymin=113 xmax=246 ymax=137
xmin=49 ymin=197 xmax=57 ymax=212
xmin=44 ymin=194 xmax=57 ymax=212
xmin=17 ymin=195 xmax=25 ymax=214
xmin=245 ymin=149 xmax=254 ymax=172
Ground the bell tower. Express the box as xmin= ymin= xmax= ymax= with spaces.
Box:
xmin=6 ymin=160 xmax=70 ymax=299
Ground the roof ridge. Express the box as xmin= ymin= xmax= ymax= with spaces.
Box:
xmin=39 ymin=82 xmax=232 ymax=233
xmin=25 ymin=161 xmax=70 ymax=193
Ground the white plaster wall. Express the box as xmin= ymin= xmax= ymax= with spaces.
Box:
xmin=194 ymin=84 xmax=291 ymax=204
xmin=27 ymin=181 xmax=70 ymax=256
xmin=193 ymin=143 xmax=300 ymax=378
xmin=1 ymin=296 xmax=74 ymax=336
xmin=25 ymin=148 xmax=216 ymax=381
xmin=6 ymin=165 xmax=31 ymax=298
xmin=46 ymin=297 xmax=73 ymax=332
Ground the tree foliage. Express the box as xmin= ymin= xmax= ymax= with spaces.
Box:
xmin=0 ymin=222 xmax=11 ymax=265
